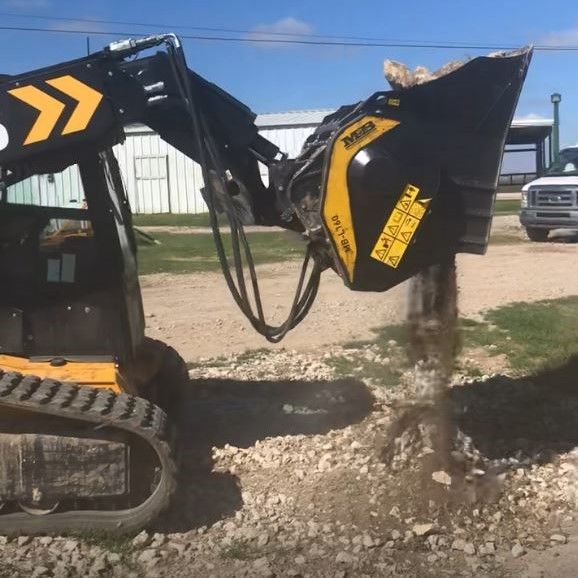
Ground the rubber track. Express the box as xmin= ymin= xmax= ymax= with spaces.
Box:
xmin=0 ymin=370 xmax=177 ymax=535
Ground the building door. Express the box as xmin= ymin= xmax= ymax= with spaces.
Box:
xmin=134 ymin=155 xmax=170 ymax=214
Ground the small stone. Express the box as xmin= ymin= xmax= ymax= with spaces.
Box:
xmin=138 ymin=549 xmax=160 ymax=564
xmin=550 ymin=534 xmax=568 ymax=544
xmin=151 ymin=533 xmax=167 ymax=547
xmin=168 ymin=541 xmax=188 ymax=556
xmin=17 ymin=535 xmax=32 ymax=546
xmin=464 ymin=543 xmax=476 ymax=556
xmin=452 ymin=538 xmax=467 ymax=551
xmin=31 ymin=567 xmax=51 ymax=578
xmin=294 ymin=555 xmax=306 ymax=565
xmin=132 ymin=531 xmax=151 ymax=548
xmin=38 ymin=536 xmax=53 ymax=546
xmin=511 ymin=544 xmax=526 ymax=558
xmin=413 ymin=523 xmax=435 ymax=537
xmin=391 ymin=530 xmax=402 ymax=541
xmin=63 ymin=539 xmax=79 ymax=552
xmin=336 ymin=551 xmax=356 ymax=564
xmin=432 ymin=471 xmax=452 ymax=486
xmin=257 ymin=533 xmax=270 ymax=547
xmin=362 ymin=535 xmax=374 ymax=548
xmin=253 ymin=557 xmax=273 ymax=577
xmin=484 ymin=542 xmax=496 ymax=555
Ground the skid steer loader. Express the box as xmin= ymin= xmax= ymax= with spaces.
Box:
xmin=0 ymin=34 xmax=531 ymax=534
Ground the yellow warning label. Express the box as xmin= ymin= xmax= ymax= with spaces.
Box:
xmin=370 ymin=184 xmax=432 ymax=269
xmin=370 ymin=233 xmax=395 ymax=263
xmin=384 ymin=239 xmax=409 ymax=268
xmin=383 ymin=208 xmax=405 ymax=237
xmin=409 ymin=198 xmax=431 ymax=220
xmin=399 ymin=214 xmax=420 ymax=244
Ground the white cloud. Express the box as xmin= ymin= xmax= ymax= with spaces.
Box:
xmin=2 ymin=0 xmax=51 ymax=8
xmin=539 ymin=25 xmax=578 ymax=47
xmin=48 ymin=20 xmax=107 ymax=33
xmin=246 ymin=17 xmax=314 ymax=48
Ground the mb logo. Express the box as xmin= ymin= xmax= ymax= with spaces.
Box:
xmin=341 ymin=120 xmax=377 ymax=149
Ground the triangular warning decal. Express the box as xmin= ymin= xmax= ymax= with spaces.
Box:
xmin=388 ymin=255 xmax=400 ymax=266
xmin=387 ymin=225 xmax=399 ymax=236
xmin=376 ymin=249 xmax=387 ymax=260
xmin=401 ymin=231 xmax=412 ymax=242
xmin=400 ymin=200 xmax=411 ymax=211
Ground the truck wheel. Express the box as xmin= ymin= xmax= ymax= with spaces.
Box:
xmin=525 ymin=227 xmax=549 ymax=242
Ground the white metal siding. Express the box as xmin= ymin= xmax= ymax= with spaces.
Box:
xmin=259 ymin=126 xmax=316 ymax=158
xmin=8 ymin=165 xmax=84 ymax=208
xmin=113 ymin=130 xmax=207 ymax=214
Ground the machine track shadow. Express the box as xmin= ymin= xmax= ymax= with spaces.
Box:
xmin=155 ymin=376 xmax=375 ymax=533
xmin=451 ymin=354 xmax=578 ymax=464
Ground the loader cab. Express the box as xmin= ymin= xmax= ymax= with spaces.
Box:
xmin=0 ymin=150 xmax=145 ymax=363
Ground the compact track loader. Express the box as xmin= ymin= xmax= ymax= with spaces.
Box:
xmin=0 ymin=34 xmax=531 ymax=534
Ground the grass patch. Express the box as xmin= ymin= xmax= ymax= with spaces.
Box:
xmin=328 ymin=325 xmax=411 ymax=388
xmin=221 ymin=540 xmax=258 ymax=560
xmin=329 ymin=295 xmax=578 ymax=384
xmin=137 ymin=231 xmax=305 ymax=275
xmin=82 ymin=533 xmax=134 ymax=555
xmin=133 ymin=213 xmax=213 ymax=227
xmin=135 ymin=201 xmax=518 ymax=229
xmin=81 ymin=533 xmax=136 ymax=569
xmin=482 ymin=296 xmax=578 ymax=373
xmin=186 ymin=348 xmax=270 ymax=370
xmin=494 ymin=199 xmax=520 ymax=215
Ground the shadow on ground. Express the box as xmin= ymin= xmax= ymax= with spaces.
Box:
xmin=156 ymin=377 xmax=374 ymax=533
xmin=451 ymin=354 xmax=578 ymax=464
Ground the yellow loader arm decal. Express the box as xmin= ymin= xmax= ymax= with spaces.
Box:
xmin=8 ymin=75 xmax=103 ymax=145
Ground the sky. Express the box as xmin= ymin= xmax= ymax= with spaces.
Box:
xmin=1 ymin=0 xmax=578 ymax=150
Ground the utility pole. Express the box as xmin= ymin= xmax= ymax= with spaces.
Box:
xmin=551 ymin=92 xmax=561 ymax=163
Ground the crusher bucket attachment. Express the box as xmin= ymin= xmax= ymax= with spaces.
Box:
xmin=291 ymin=48 xmax=532 ymax=292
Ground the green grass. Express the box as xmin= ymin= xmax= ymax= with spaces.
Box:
xmin=134 ymin=199 xmax=519 ymax=229
xmin=328 ymin=296 xmax=578 ymax=384
xmin=137 ymin=231 xmax=305 ymax=275
xmin=481 ymin=296 xmax=578 ymax=373
xmin=494 ymin=199 xmax=520 ymax=215
xmin=133 ymin=213 xmax=213 ymax=227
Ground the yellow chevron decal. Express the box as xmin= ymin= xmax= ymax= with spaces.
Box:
xmin=8 ymin=76 xmax=103 ymax=145
xmin=8 ymin=85 xmax=65 ymax=145
xmin=46 ymin=75 xmax=103 ymax=135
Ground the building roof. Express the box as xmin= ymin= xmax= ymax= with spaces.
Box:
xmin=256 ymin=109 xmax=335 ymax=128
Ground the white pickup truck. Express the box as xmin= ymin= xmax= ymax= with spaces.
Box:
xmin=520 ymin=145 xmax=578 ymax=241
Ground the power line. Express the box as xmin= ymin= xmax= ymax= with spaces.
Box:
xmin=0 ymin=11 xmax=516 ymax=46
xmin=0 ymin=24 xmax=576 ymax=51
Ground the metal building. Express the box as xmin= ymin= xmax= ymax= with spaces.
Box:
xmin=8 ymin=110 xmax=551 ymax=214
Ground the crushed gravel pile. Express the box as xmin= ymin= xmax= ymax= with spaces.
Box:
xmin=2 ymin=345 xmax=578 ymax=577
